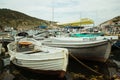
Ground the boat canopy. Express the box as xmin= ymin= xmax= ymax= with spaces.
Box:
xmin=58 ymin=18 xmax=94 ymax=26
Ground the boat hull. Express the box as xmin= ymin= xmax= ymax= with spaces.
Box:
xmin=42 ymin=37 xmax=112 ymax=62
xmin=12 ymin=58 xmax=66 ymax=78
xmin=67 ymin=41 xmax=111 ymax=62
xmin=7 ymin=39 xmax=69 ymax=78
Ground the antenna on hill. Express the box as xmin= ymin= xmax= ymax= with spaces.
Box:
xmin=52 ymin=1 xmax=54 ymax=23
xmin=50 ymin=0 xmax=54 ymax=28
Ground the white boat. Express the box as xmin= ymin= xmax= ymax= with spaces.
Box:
xmin=0 ymin=32 xmax=14 ymax=52
xmin=42 ymin=36 xmax=118 ymax=62
xmin=7 ymin=38 xmax=69 ymax=78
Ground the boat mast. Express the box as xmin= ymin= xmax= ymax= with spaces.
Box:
xmin=79 ymin=12 xmax=82 ymax=26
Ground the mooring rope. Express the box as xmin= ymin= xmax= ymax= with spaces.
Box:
xmin=69 ymin=52 xmax=103 ymax=75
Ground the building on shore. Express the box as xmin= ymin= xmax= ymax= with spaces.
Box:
xmin=98 ymin=16 xmax=120 ymax=35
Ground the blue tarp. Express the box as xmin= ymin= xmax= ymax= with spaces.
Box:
xmin=38 ymin=25 xmax=47 ymax=29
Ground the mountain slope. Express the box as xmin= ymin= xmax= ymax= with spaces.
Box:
xmin=0 ymin=8 xmax=51 ymax=29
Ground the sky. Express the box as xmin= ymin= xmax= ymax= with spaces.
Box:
xmin=0 ymin=0 xmax=120 ymax=26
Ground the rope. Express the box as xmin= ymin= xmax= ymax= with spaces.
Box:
xmin=69 ymin=52 xmax=103 ymax=75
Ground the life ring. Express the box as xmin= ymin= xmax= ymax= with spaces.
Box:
xmin=18 ymin=41 xmax=32 ymax=45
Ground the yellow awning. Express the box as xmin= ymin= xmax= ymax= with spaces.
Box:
xmin=58 ymin=18 xmax=94 ymax=26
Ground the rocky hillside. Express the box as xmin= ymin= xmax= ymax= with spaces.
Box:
xmin=0 ymin=8 xmax=51 ymax=30
xmin=112 ymin=16 xmax=120 ymax=23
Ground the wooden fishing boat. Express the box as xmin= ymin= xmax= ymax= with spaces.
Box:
xmin=42 ymin=36 xmax=118 ymax=62
xmin=0 ymin=32 xmax=14 ymax=52
xmin=7 ymin=38 xmax=69 ymax=78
